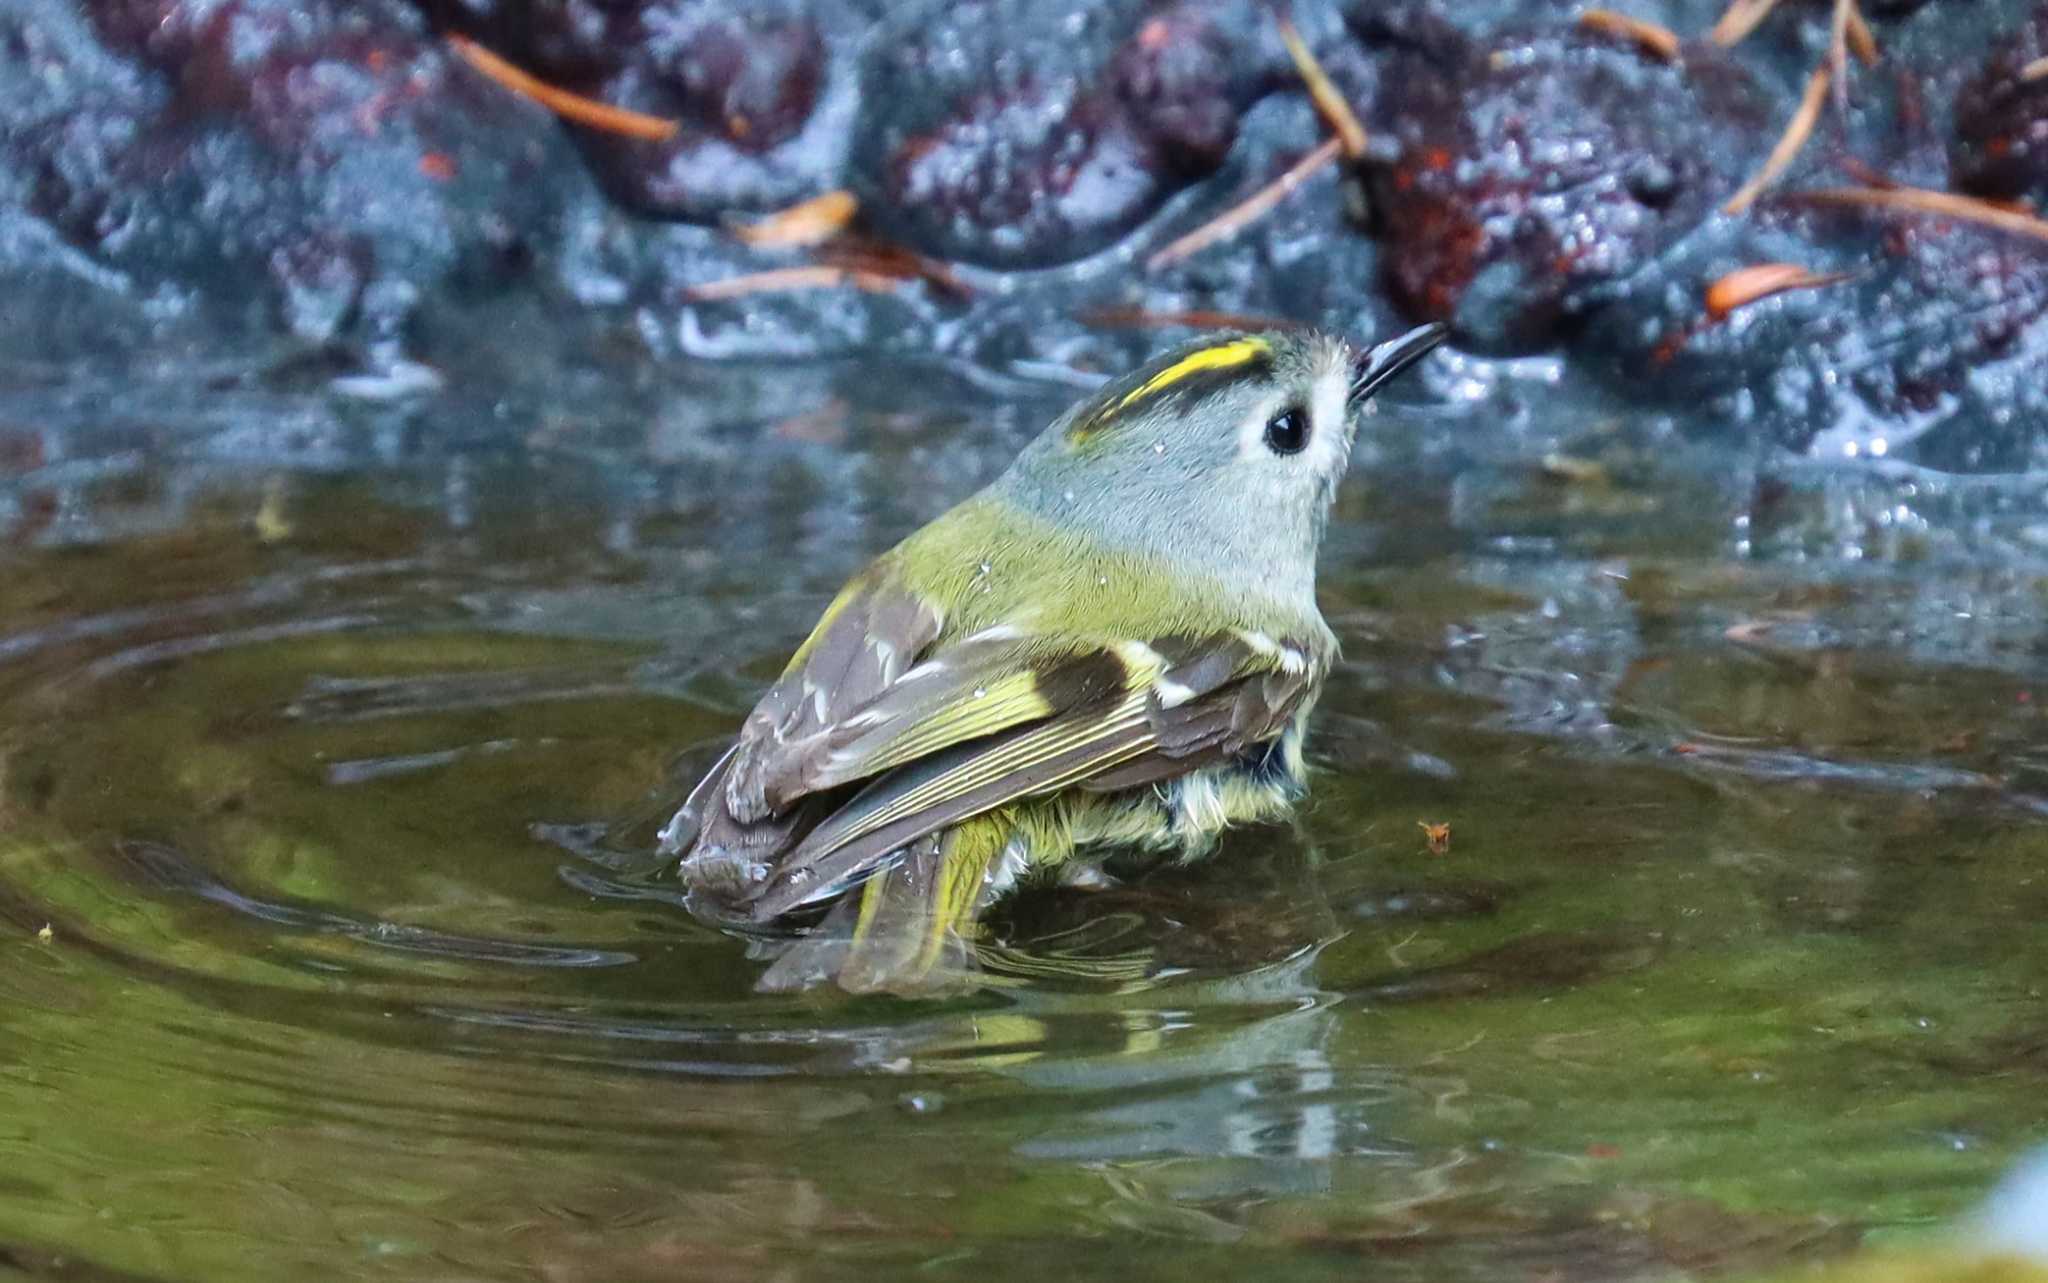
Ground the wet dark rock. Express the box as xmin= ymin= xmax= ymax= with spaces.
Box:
xmin=1593 ymin=206 xmax=2048 ymax=469
xmin=421 ymin=0 xmax=623 ymax=83
xmin=269 ymin=232 xmax=370 ymax=343
xmin=1951 ymin=3 xmax=2048 ymax=203
xmin=852 ymin=0 xmax=1269 ymax=269
xmin=4 ymin=0 xmax=565 ymax=364
xmin=0 ymin=0 xmax=2046 ymax=470
xmin=1111 ymin=0 xmax=1286 ymax=174
xmin=1349 ymin=4 xmax=1772 ymax=353
xmin=570 ymin=4 xmax=859 ymax=220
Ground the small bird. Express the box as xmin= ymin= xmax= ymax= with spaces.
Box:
xmin=662 ymin=324 xmax=1447 ymax=994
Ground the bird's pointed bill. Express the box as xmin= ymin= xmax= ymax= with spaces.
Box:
xmin=1350 ymin=322 xmax=1449 ymax=404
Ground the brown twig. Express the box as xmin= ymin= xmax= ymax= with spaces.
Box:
xmin=1578 ymin=9 xmax=1682 ymax=63
xmin=1845 ymin=1 xmax=1880 ymax=65
xmin=682 ymin=266 xmax=896 ymax=302
xmin=1709 ymin=0 xmax=1779 ymax=47
xmin=1792 ymin=185 xmax=2048 ymax=245
xmin=1703 ymin=263 xmax=1852 ymax=320
xmin=816 ymin=237 xmax=974 ymax=300
xmin=1837 ymin=156 xmax=1900 ymax=189
xmin=1147 ymin=137 xmax=1344 ymax=270
xmin=447 ymin=34 xmax=678 ymax=141
xmin=1826 ymin=0 xmax=1873 ymax=111
xmin=1277 ymin=16 xmax=1368 ymax=158
xmin=728 ymin=190 xmax=859 ymax=248
xmin=2022 ymin=55 xmax=2048 ymax=83
xmin=1724 ymin=65 xmax=1830 ymax=214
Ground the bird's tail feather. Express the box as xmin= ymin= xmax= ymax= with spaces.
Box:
xmin=755 ymin=816 xmax=1008 ymax=995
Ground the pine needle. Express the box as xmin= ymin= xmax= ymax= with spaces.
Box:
xmin=816 ymin=238 xmax=973 ymax=301
xmin=1826 ymin=0 xmax=1866 ymax=112
xmin=447 ymin=34 xmax=679 ymax=141
xmin=1578 ymin=9 xmax=1682 ymax=62
xmin=1724 ymin=65 xmax=1830 ymax=214
xmin=1146 ymin=137 xmax=1344 ymax=270
xmin=1794 ymin=185 xmax=2048 ymax=245
xmin=728 ymin=190 xmax=859 ymax=248
xmin=683 ymin=266 xmax=896 ymax=302
xmin=1845 ymin=2 xmax=1880 ymax=65
xmin=1703 ymin=263 xmax=1852 ymax=320
xmin=1277 ymin=16 xmax=1368 ymax=158
xmin=1710 ymin=0 xmax=1779 ymax=47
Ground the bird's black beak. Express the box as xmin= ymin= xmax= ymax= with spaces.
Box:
xmin=1350 ymin=322 xmax=1449 ymax=405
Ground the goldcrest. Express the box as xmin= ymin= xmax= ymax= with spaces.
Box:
xmin=663 ymin=323 xmax=1448 ymax=994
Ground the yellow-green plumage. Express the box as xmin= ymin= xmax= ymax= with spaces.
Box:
xmin=890 ymin=495 xmax=1336 ymax=648
xmin=665 ymin=324 xmax=1447 ymax=994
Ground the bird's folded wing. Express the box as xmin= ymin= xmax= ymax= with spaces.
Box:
xmin=743 ymin=630 xmax=1321 ymax=920
xmin=718 ymin=569 xmax=947 ymax=824
xmin=669 ymin=570 xmax=1107 ymax=873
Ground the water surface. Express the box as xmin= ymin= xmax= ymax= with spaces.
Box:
xmin=2 ymin=365 xmax=2046 ymax=1281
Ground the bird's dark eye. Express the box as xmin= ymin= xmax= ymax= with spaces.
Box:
xmin=1263 ymin=406 xmax=1310 ymax=455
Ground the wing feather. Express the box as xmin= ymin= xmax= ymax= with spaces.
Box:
xmin=748 ymin=708 xmax=1158 ymax=919
xmin=744 ymin=636 xmax=1322 ymax=920
xmin=673 ymin=565 xmax=1326 ymax=922
xmin=721 ymin=569 xmax=945 ymax=822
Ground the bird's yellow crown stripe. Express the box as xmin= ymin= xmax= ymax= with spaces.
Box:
xmin=1112 ymin=338 xmax=1269 ymax=414
xmin=1069 ymin=336 xmax=1271 ymax=442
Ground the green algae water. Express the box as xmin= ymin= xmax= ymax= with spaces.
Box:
xmin=2 ymin=366 xmax=2046 ymax=1282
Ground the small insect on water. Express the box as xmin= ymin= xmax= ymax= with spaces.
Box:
xmin=663 ymin=324 xmax=1449 ymax=994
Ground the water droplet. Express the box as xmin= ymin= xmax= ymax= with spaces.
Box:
xmin=973 ymin=686 xmax=987 ymax=698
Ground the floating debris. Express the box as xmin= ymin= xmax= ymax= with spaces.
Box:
xmin=1578 ymin=9 xmax=1683 ymax=63
xmin=1147 ymin=137 xmax=1343 ymax=270
xmin=1725 ymin=65 xmax=1831 ymax=214
xmin=2022 ymin=55 xmax=2048 ymax=83
xmin=446 ymin=34 xmax=679 ymax=142
xmin=329 ymin=359 xmax=446 ymax=403
xmin=253 ymin=477 xmax=293 ymax=544
xmin=1539 ymin=452 xmax=1612 ymax=485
